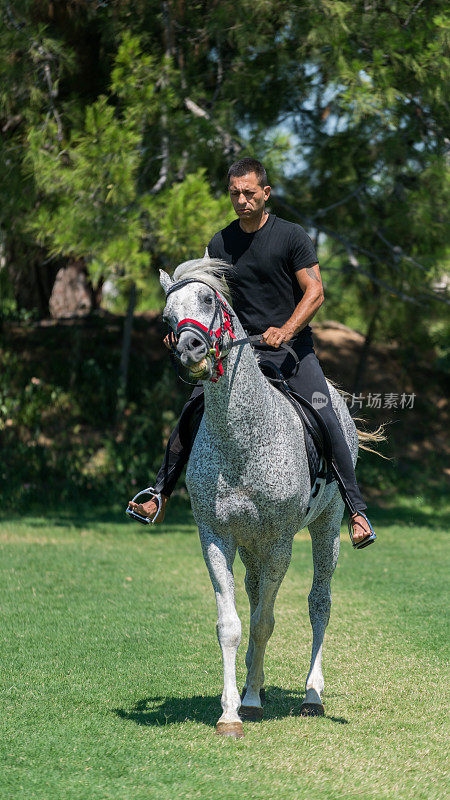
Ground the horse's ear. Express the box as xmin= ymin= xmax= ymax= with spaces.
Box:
xmin=159 ymin=269 xmax=173 ymax=295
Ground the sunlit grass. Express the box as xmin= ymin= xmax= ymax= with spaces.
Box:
xmin=0 ymin=499 xmax=448 ymax=799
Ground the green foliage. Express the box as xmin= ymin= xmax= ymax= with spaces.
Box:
xmin=0 ymin=330 xmax=188 ymax=508
xmin=26 ymin=100 xmax=147 ymax=284
xmin=0 ymin=0 xmax=449 ymax=498
xmin=2 ymin=1 xmax=448 ymax=324
xmin=21 ymin=32 xmax=237 ymax=302
xmin=110 ymin=31 xmax=160 ymax=126
xmin=104 ymin=368 xmax=184 ymax=492
xmin=0 ymin=5 xmax=75 ymax=239
xmin=143 ymin=170 xmax=235 ymax=264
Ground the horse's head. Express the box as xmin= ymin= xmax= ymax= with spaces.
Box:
xmin=160 ymin=260 xmax=236 ymax=382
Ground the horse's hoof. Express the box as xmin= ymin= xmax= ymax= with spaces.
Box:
xmin=300 ymin=702 xmax=325 ymax=717
xmin=215 ymin=720 xmax=244 ymax=738
xmin=239 ymin=705 xmax=264 ymax=721
xmin=240 ymin=687 xmax=266 ymax=705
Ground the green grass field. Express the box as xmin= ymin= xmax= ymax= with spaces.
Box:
xmin=0 ymin=498 xmax=448 ymax=800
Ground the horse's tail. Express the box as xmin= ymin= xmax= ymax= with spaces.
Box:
xmin=327 ymin=377 xmax=390 ymax=460
xmin=353 ymin=420 xmax=389 ymax=459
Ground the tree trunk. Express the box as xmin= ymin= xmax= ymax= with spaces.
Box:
xmin=118 ymin=281 xmax=137 ymax=401
xmin=5 ymin=236 xmax=61 ymax=318
xmin=352 ymin=299 xmax=382 ymax=396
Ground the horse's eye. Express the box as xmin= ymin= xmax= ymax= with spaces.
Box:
xmin=204 ymin=295 xmax=213 ymax=305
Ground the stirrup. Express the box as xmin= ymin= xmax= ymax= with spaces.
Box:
xmin=348 ymin=511 xmax=376 ymax=549
xmin=125 ymin=486 xmax=162 ymax=525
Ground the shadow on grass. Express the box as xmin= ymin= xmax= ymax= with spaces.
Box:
xmin=0 ymin=496 xmax=196 ymax=531
xmin=2 ymin=496 xmax=447 ymax=532
xmin=369 ymin=505 xmax=450 ymax=529
xmin=113 ymin=686 xmax=348 ymax=727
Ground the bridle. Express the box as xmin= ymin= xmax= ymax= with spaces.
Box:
xmin=165 ymin=277 xmax=300 ymax=383
xmin=165 ymin=278 xmax=237 ymax=383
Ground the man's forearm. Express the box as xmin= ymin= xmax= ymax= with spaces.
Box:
xmin=281 ymin=287 xmax=324 ymax=338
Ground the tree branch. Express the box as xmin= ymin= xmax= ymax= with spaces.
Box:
xmin=42 ymin=59 xmax=63 ymax=143
xmin=375 ymin=229 xmax=429 ymax=273
xmin=310 ymin=185 xmax=366 ymax=218
xmin=150 ymin=137 xmax=170 ymax=194
xmin=210 ymin=45 xmax=224 ymax=110
xmin=402 ymin=0 xmax=426 ymax=28
xmin=2 ymin=114 xmax=23 ymax=134
xmin=5 ymin=2 xmax=24 ymax=31
xmin=272 ymin=195 xmax=450 ymax=306
xmin=343 ymin=245 xmax=422 ymax=305
xmin=150 ymin=3 xmax=172 ymax=194
xmin=184 ymin=97 xmax=241 ymax=157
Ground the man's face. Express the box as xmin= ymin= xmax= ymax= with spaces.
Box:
xmin=228 ymin=172 xmax=270 ymax=220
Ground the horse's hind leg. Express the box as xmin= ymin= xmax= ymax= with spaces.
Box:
xmin=304 ymin=492 xmax=344 ymax=715
xmin=199 ymin=528 xmax=243 ymax=737
xmin=241 ymin=537 xmax=293 ymax=717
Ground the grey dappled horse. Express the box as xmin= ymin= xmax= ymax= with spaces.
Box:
xmin=160 ymin=258 xmax=359 ymax=738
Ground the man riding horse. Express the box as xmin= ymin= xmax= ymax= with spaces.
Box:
xmin=128 ymin=157 xmax=376 ymax=548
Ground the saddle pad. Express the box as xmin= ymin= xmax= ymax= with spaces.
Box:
xmin=256 ymin=360 xmax=335 ymax=489
xmin=303 ymin=424 xmax=334 ymax=486
xmin=269 ymin=378 xmax=334 ymax=487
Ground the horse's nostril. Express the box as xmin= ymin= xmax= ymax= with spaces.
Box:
xmin=188 ymin=337 xmax=203 ymax=351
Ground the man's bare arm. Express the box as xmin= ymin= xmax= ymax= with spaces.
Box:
xmin=262 ymin=263 xmax=324 ymax=347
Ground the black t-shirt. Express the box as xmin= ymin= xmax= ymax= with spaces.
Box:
xmin=207 ymin=214 xmax=318 ymax=345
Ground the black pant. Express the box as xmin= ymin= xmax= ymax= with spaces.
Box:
xmin=154 ymin=341 xmax=367 ymax=515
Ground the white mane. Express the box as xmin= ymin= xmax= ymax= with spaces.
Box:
xmin=172 ymin=258 xmax=232 ymax=301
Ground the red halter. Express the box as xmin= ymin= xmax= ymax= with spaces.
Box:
xmin=167 ymin=282 xmax=236 ymax=382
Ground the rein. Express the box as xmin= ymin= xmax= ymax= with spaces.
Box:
xmin=165 ymin=278 xmax=299 ymax=383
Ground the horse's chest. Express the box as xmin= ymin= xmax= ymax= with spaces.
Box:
xmin=188 ymin=421 xmax=301 ymax=491
xmin=186 ymin=429 xmax=301 ymax=542
xmin=191 ymin=482 xmax=276 ymax=547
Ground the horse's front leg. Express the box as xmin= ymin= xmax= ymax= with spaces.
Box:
xmin=199 ymin=528 xmax=243 ymax=738
xmin=238 ymin=546 xmax=263 ymax=700
xmin=241 ymin=536 xmax=293 ymax=720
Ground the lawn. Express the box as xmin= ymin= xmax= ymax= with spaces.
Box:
xmin=0 ymin=497 xmax=448 ymax=800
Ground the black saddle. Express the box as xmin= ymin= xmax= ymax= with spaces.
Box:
xmin=259 ymin=361 xmax=335 ymax=488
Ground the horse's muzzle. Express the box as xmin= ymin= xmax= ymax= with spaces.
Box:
xmin=177 ymin=330 xmax=209 ymax=367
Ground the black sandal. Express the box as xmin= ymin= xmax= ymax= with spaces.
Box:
xmin=348 ymin=511 xmax=376 ymax=549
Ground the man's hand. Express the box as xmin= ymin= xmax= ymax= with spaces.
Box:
xmin=163 ymin=331 xmax=177 ymax=350
xmin=261 ymin=326 xmax=294 ymax=348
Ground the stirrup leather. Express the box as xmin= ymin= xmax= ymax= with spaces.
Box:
xmin=348 ymin=511 xmax=376 ymax=549
xmin=125 ymin=486 xmax=162 ymax=525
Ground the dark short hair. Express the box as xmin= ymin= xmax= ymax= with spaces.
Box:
xmin=227 ymin=158 xmax=268 ymax=187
